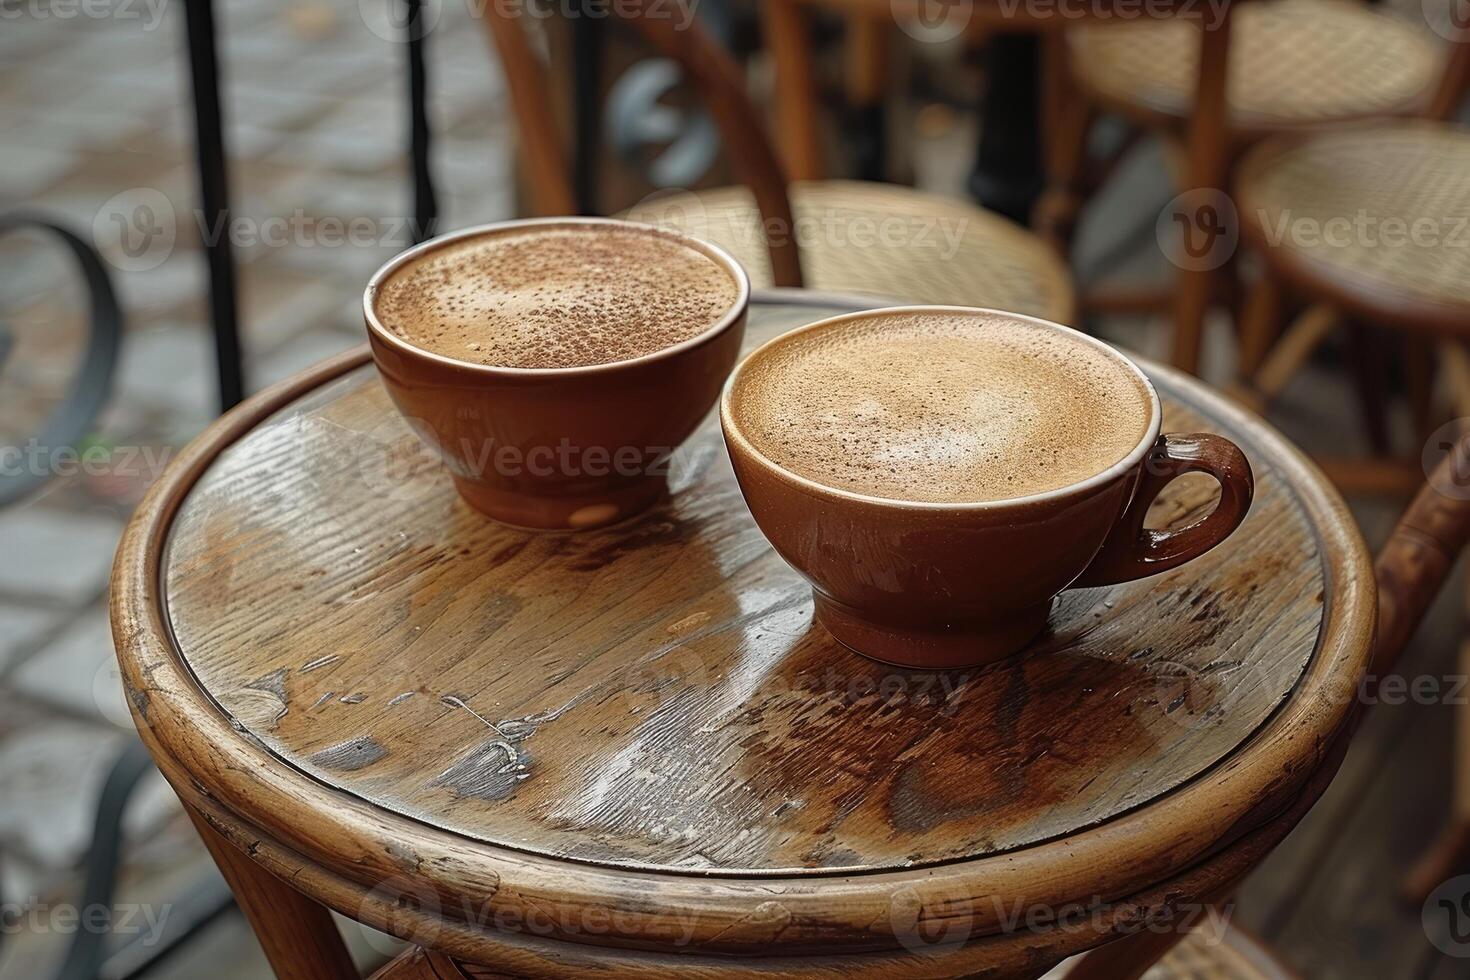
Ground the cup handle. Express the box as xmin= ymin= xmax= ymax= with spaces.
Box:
xmin=1073 ymin=433 xmax=1254 ymax=588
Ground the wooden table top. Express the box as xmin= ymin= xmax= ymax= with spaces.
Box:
xmin=113 ymin=291 xmax=1375 ymax=968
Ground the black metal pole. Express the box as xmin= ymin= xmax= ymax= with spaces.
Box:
xmin=406 ymin=0 xmax=438 ymax=243
xmin=182 ymin=0 xmax=244 ymax=412
xmin=571 ymin=3 xmax=603 ymax=216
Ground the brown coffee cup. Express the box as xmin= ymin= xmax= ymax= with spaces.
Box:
xmin=720 ymin=307 xmax=1254 ymax=669
xmin=365 ymin=218 xmax=749 ymax=530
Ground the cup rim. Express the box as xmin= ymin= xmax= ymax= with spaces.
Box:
xmin=362 ymin=216 xmax=751 ymax=377
xmin=719 ymin=305 xmax=1165 ymax=512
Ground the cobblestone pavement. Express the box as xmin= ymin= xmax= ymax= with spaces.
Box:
xmin=0 ymin=0 xmax=511 ymax=974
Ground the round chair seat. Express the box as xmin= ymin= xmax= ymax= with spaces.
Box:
xmin=1236 ymin=120 xmax=1470 ymax=335
xmin=1148 ymin=924 xmax=1296 ymax=979
xmin=619 ymin=179 xmax=1076 ymax=323
xmin=1069 ymin=0 xmax=1442 ymax=133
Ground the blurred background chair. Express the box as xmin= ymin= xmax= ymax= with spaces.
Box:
xmin=1228 ymin=29 xmax=1470 ymax=904
xmin=1038 ymin=0 xmax=1446 ymax=375
xmin=481 ymin=0 xmax=1076 ymax=321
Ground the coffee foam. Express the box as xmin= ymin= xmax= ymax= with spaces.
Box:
xmin=373 ymin=224 xmax=740 ymax=369
xmin=730 ymin=310 xmax=1154 ymax=503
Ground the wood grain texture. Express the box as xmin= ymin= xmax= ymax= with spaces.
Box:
xmin=168 ymin=306 xmax=1314 ymax=875
xmin=112 ymin=295 xmax=1375 ymax=963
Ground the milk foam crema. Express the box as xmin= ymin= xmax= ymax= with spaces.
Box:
xmin=729 ymin=310 xmax=1155 ymax=503
xmin=372 ymin=224 xmax=741 ymax=369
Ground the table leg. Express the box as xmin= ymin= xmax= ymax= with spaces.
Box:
xmin=970 ymin=32 xmax=1042 ymax=223
xmin=186 ymin=808 xmax=359 ymax=980
xmin=572 ymin=3 xmax=604 ymax=216
xmin=845 ymin=10 xmax=887 ymax=182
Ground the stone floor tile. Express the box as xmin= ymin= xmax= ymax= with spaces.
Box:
xmin=0 ymin=711 xmax=128 ymax=869
xmin=253 ymin=328 xmax=361 ymax=388
xmin=0 ymin=143 xmax=77 ymax=200
xmin=114 ymin=324 xmax=217 ymax=419
xmin=0 ymin=506 xmax=121 ymax=606
xmin=10 ymin=606 xmax=132 ymax=730
xmin=0 ymin=604 xmax=66 ymax=675
xmin=242 ymin=272 xmax=356 ymax=355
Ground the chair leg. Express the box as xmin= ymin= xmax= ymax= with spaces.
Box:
xmin=761 ymin=0 xmax=822 ymax=181
xmin=1236 ymin=271 xmax=1283 ymax=380
xmin=1346 ymin=322 xmax=1392 ymax=456
xmin=1405 ymin=335 xmax=1438 ymax=448
xmin=1246 ymin=302 xmax=1340 ymax=410
xmin=1403 ymin=349 xmax=1470 ymax=904
xmin=187 ymin=807 xmax=359 ymax=980
xmin=1170 ymin=7 xmax=1234 ymax=375
xmin=1033 ymin=30 xmax=1093 ymax=251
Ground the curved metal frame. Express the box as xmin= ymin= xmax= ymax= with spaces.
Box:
xmin=0 ymin=213 xmax=124 ymax=509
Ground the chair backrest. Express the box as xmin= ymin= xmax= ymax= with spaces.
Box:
xmin=479 ymin=0 xmax=803 ymax=286
xmin=1374 ymin=429 xmax=1470 ymax=676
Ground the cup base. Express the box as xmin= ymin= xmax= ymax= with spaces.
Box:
xmin=452 ymin=474 xmax=666 ymax=531
xmin=813 ymin=594 xmax=1051 ymax=670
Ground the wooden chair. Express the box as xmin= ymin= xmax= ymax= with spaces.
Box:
xmin=479 ymin=0 xmax=1076 ymax=322
xmin=1229 ymin=29 xmax=1470 ymax=901
xmin=1039 ymin=0 xmax=1447 ymax=374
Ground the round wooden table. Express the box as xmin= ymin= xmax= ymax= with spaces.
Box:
xmin=112 ymin=291 xmax=1375 ymax=979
